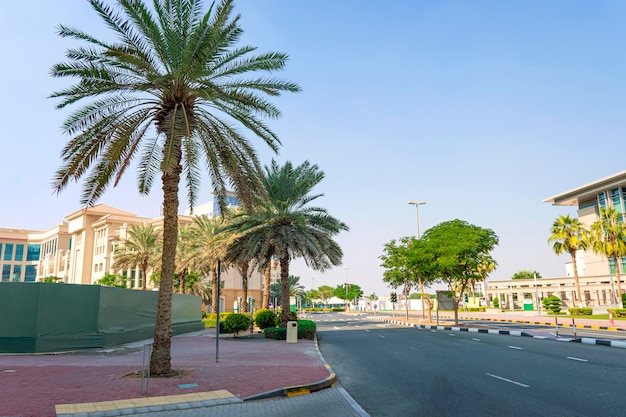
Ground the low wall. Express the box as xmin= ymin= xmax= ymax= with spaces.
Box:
xmin=0 ymin=282 xmax=204 ymax=353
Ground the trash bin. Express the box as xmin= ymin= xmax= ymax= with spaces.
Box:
xmin=286 ymin=321 xmax=298 ymax=343
xmin=523 ymin=299 xmax=533 ymax=311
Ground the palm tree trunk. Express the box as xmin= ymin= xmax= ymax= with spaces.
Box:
xmin=571 ymin=249 xmax=583 ymax=307
xmin=141 ymin=261 xmax=148 ymax=291
xmin=150 ymin=160 xmax=181 ymax=377
xmin=179 ymin=269 xmax=187 ymax=294
xmin=240 ymin=262 xmax=249 ymax=313
xmin=263 ymin=262 xmax=271 ymax=309
xmin=613 ymin=254 xmax=623 ymax=308
xmin=280 ymin=255 xmax=291 ymax=326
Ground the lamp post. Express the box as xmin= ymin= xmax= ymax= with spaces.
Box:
xmin=408 ymin=201 xmax=426 ymax=318
xmin=408 ymin=201 xmax=426 ymax=238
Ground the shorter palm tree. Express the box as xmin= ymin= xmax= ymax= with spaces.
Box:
xmin=589 ymin=207 xmax=626 ymax=307
xmin=549 ymin=214 xmax=588 ymax=307
xmin=220 ymin=160 xmax=349 ymax=326
xmin=112 ymin=224 xmax=161 ymax=290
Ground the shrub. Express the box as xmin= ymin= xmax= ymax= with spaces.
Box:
xmin=568 ymin=308 xmax=592 ymax=316
xmin=467 ymin=307 xmax=486 ymax=312
xmin=264 ymin=327 xmax=287 ymax=340
xmin=542 ymin=295 xmax=562 ymax=314
xmin=608 ymin=308 xmax=626 ymax=318
xmin=622 ymin=293 xmax=626 ymax=305
xmin=223 ymin=313 xmax=251 ymax=337
xmin=492 ymin=297 xmax=499 ymax=308
xmin=254 ymin=309 xmax=278 ymax=330
xmin=297 ymin=320 xmax=316 ymax=340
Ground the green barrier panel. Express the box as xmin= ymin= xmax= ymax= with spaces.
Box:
xmin=0 ymin=282 xmax=203 ymax=353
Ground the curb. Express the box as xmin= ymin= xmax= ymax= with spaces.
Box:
xmin=243 ymin=335 xmax=337 ymax=401
xmin=438 ymin=315 xmax=625 ymax=332
xmin=378 ymin=318 xmax=626 ymax=349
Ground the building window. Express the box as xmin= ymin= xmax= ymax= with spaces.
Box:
xmin=3 ymin=244 xmax=13 ymax=261
xmin=2 ymin=264 xmax=10 ymax=281
xmin=25 ymin=265 xmax=36 ymax=282
xmin=14 ymin=244 xmax=24 ymax=261
xmin=12 ymin=265 xmax=22 ymax=282
xmin=26 ymin=244 xmax=41 ymax=261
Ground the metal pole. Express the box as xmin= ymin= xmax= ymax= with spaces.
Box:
xmin=534 ymin=273 xmax=541 ymax=316
xmin=215 ymin=260 xmax=221 ymax=363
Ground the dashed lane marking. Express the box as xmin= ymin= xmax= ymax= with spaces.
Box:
xmin=567 ymin=356 xmax=588 ymax=362
xmin=486 ymin=373 xmax=529 ymax=388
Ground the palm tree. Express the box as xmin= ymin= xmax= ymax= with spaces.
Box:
xmin=50 ymin=0 xmax=299 ymax=376
xmin=112 ymin=224 xmax=161 ymax=290
xmin=183 ymin=215 xmax=228 ymax=314
xmin=220 ymin=160 xmax=349 ymax=325
xmin=590 ymin=207 xmax=626 ymax=308
xmin=548 ymin=214 xmax=588 ymax=307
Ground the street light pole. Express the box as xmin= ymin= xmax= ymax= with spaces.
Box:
xmin=408 ymin=201 xmax=426 ymax=238
xmin=408 ymin=201 xmax=426 ymax=318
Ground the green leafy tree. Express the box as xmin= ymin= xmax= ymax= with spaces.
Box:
xmin=318 ymin=285 xmax=335 ymax=308
xmin=380 ymin=237 xmax=417 ymax=320
xmin=589 ymin=207 xmax=626 ymax=308
xmin=112 ymin=224 xmax=161 ymax=290
xmin=420 ymin=220 xmax=499 ymax=324
xmin=218 ymin=160 xmax=348 ymax=326
xmin=333 ymin=283 xmax=363 ymax=308
xmin=512 ymin=270 xmax=542 ymax=280
xmin=549 ymin=214 xmax=588 ymax=307
xmin=406 ymin=237 xmax=439 ymax=322
xmin=51 ymin=0 xmax=299 ymax=376
xmin=94 ymin=273 xmax=126 ymax=288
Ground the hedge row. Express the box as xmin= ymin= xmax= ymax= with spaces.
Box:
xmin=607 ymin=308 xmax=626 ymax=318
xmin=568 ymin=308 xmax=592 ymax=316
xmin=263 ymin=319 xmax=316 ymax=340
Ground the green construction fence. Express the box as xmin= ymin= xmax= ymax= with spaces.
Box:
xmin=0 ymin=282 xmax=204 ymax=353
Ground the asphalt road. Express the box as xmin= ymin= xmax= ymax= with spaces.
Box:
xmin=315 ymin=313 xmax=626 ymax=417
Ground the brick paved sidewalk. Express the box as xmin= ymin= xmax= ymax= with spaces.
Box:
xmin=0 ymin=330 xmax=332 ymax=417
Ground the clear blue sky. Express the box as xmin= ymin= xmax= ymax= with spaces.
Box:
xmin=2 ymin=1 xmax=625 ymax=297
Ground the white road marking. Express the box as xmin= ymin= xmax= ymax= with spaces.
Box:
xmin=410 ymin=347 xmax=418 ymax=351
xmin=365 ymin=329 xmax=370 ymax=332
xmin=448 ymin=334 xmax=455 ymax=337
xmin=472 ymin=338 xmax=481 ymax=342
xmin=379 ymin=335 xmax=385 ymax=338
xmin=567 ymin=356 xmax=588 ymax=362
xmin=486 ymin=373 xmax=529 ymax=388
xmin=508 ymin=345 xmax=522 ymax=350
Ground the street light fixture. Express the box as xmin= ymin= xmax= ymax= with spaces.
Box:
xmin=408 ymin=201 xmax=426 ymax=238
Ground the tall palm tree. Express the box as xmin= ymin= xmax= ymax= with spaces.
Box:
xmin=112 ymin=224 xmax=161 ymax=290
xmin=548 ymin=214 xmax=588 ymax=307
xmin=50 ymin=0 xmax=299 ymax=376
xmin=220 ymin=160 xmax=349 ymax=325
xmin=590 ymin=206 xmax=626 ymax=308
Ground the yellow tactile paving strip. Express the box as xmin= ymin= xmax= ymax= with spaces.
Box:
xmin=55 ymin=389 xmax=235 ymax=414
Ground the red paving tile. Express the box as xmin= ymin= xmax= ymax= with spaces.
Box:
xmin=0 ymin=331 xmax=330 ymax=417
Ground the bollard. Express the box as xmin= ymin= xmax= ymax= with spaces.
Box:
xmin=610 ymin=312 xmax=615 ymax=325
xmin=555 ymin=317 xmax=559 ymax=338
xmin=572 ymin=318 xmax=576 ymax=340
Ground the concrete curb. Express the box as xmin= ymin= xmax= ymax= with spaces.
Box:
xmin=378 ymin=318 xmax=626 ymax=349
xmin=243 ymin=334 xmax=337 ymax=401
xmin=437 ymin=315 xmax=625 ymax=332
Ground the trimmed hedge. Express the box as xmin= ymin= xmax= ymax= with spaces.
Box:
xmin=568 ymin=308 xmax=592 ymax=316
xmin=466 ymin=307 xmax=486 ymax=312
xmin=263 ymin=319 xmax=317 ymax=340
xmin=608 ymin=308 xmax=626 ymax=318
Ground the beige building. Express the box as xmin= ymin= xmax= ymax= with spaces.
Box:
xmin=486 ymin=170 xmax=626 ymax=308
xmin=0 ymin=203 xmax=263 ymax=312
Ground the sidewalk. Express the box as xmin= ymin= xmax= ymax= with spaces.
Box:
xmin=0 ymin=329 xmax=336 ymax=417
